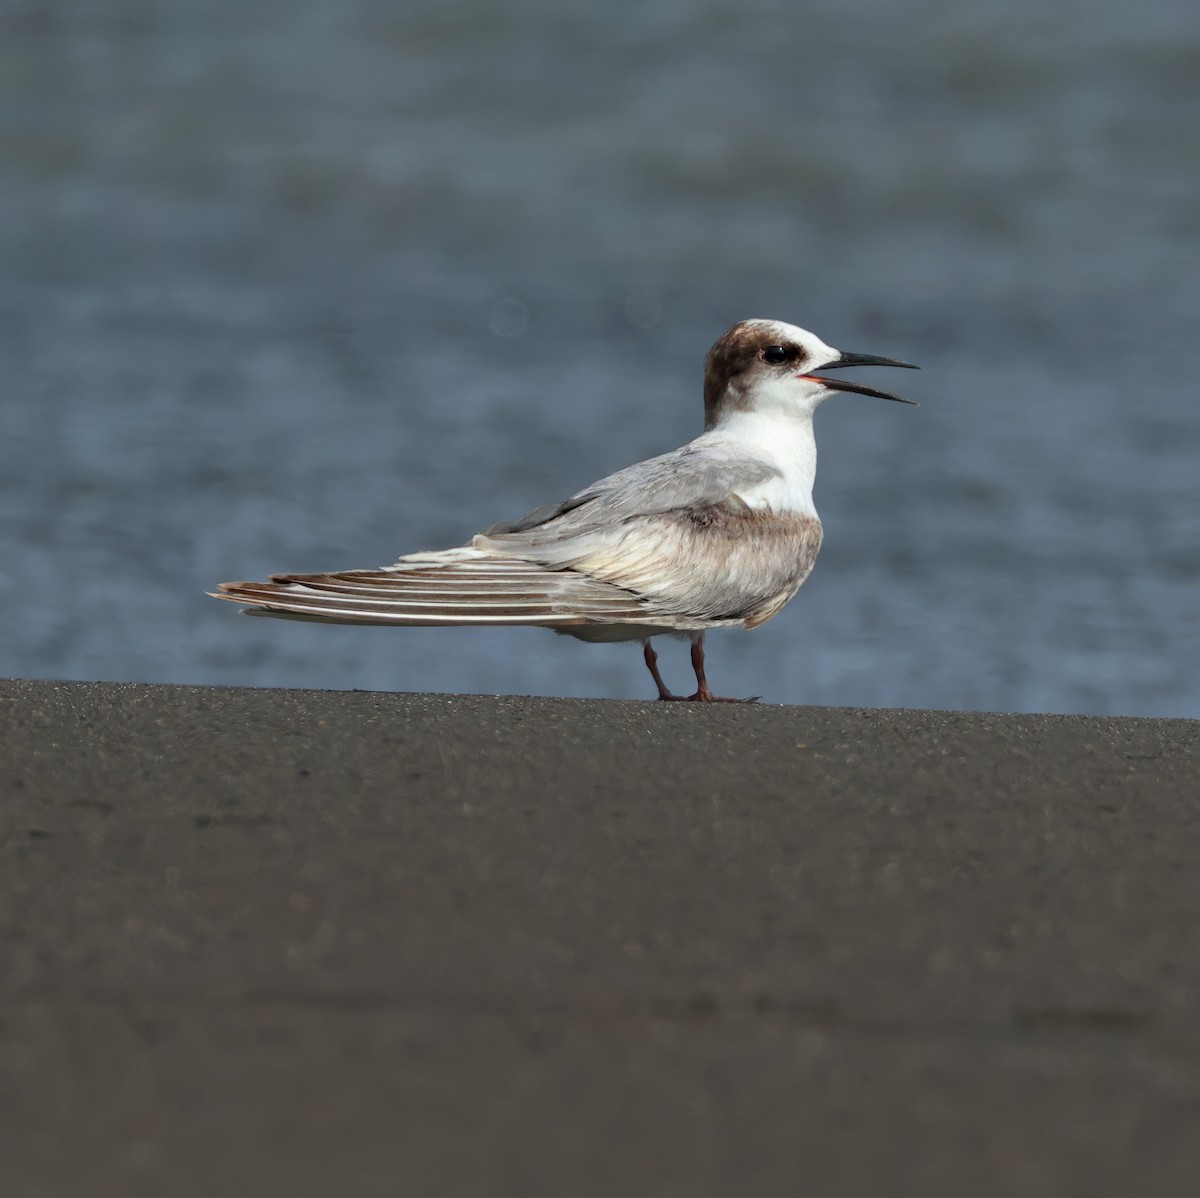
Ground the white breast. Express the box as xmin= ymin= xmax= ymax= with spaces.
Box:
xmin=697 ymin=409 xmax=819 ymax=519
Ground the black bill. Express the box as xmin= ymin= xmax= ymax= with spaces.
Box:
xmin=821 ymin=350 xmax=920 ymax=371
xmin=806 ymin=348 xmax=920 ymax=404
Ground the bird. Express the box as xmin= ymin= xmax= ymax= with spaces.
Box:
xmin=211 ymin=319 xmax=917 ymax=702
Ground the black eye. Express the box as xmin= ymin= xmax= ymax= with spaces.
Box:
xmin=762 ymin=344 xmax=798 ymax=365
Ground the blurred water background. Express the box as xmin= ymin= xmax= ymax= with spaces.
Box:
xmin=2 ymin=0 xmax=1198 ymax=714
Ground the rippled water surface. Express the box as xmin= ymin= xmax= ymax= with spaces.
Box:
xmin=3 ymin=0 xmax=1199 ymax=714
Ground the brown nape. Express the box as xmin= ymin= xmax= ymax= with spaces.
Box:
xmin=702 ymin=322 xmax=775 ymax=427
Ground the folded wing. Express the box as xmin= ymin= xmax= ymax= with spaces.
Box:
xmin=213 ymin=441 xmax=801 ymax=630
xmin=211 ymin=550 xmax=672 ymax=627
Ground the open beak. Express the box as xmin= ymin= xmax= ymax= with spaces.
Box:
xmin=802 ymin=349 xmax=920 ymax=405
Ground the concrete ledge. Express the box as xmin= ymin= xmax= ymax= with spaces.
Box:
xmin=3 ymin=679 xmax=1199 ymax=1196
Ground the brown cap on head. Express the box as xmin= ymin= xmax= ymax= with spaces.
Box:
xmin=703 ymin=320 xmax=814 ymax=427
xmin=703 ymin=319 xmax=918 ymax=426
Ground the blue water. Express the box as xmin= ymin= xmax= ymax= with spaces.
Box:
xmin=3 ymin=0 xmax=1199 ymax=715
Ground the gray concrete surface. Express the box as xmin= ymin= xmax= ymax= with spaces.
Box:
xmin=2 ymin=678 xmax=1200 ymax=1197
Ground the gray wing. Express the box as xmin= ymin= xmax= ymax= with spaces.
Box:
xmin=211 ymin=555 xmax=667 ymax=627
xmin=480 ymin=443 xmax=780 ymax=546
xmin=212 ymin=445 xmax=807 ymax=631
xmin=472 ymin=443 xmax=804 ymax=621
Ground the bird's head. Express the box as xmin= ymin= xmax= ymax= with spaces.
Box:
xmin=703 ymin=319 xmax=918 ymax=428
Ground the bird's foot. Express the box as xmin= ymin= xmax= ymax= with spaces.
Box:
xmin=644 ymin=638 xmax=758 ymax=703
xmin=656 ymin=686 xmax=760 ymax=704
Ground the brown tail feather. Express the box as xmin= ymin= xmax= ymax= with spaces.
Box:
xmin=211 ymin=557 xmax=664 ymax=628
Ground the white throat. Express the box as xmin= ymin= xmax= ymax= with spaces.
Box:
xmin=701 ymin=406 xmax=820 ymax=519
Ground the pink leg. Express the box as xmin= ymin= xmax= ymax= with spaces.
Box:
xmin=688 ymin=634 xmax=760 ymax=704
xmin=643 ymin=641 xmax=685 ymax=701
xmin=642 ymin=636 xmax=760 ymax=703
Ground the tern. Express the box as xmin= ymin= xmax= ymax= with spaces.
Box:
xmin=212 ymin=319 xmax=917 ymax=701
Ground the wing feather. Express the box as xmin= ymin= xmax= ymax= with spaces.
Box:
xmin=212 ymin=551 xmax=672 ymax=628
xmin=212 ymin=440 xmax=810 ymax=631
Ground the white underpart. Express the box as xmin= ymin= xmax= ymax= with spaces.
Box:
xmin=699 ymin=377 xmax=832 ymax=520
